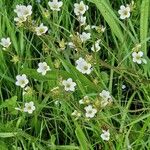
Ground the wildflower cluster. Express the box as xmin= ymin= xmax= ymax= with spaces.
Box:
xmin=1 ymin=0 xmax=148 ymax=148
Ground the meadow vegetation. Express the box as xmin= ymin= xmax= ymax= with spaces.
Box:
xmin=0 ymin=0 xmax=150 ymax=149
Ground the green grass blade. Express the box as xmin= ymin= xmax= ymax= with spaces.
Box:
xmin=140 ymin=0 xmax=150 ymax=54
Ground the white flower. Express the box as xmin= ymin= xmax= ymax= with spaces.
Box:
xmin=0 ymin=37 xmax=11 ymax=48
xmin=79 ymin=96 xmax=89 ymax=104
xmin=76 ymin=57 xmax=92 ymax=74
xmin=35 ymin=23 xmax=48 ymax=36
xmin=48 ymin=0 xmax=63 ymax=11
xmin=23 ymin=101 xmax=35 ymax=114
xmin=99 ymin=90 xmax=112 ymax=107
xmin=71 ymin=110 xmax=81 ymax=117
xmin=100 ymin=130 xmax=110 ymax=141
xmin=84 ymin=105 xmax=97 ymax=118
xmin=14 ymin=5 xmax=32 ymax=17
xmin=122 ymin=84 xmax=126 ymax=89
xmin=74 ymin=1 xmax=89 ymax=16
xmin=54 ymin=100 xmax=61 ymax=105
xmin=14 ymin=16 xmax=27 ymax=23
xmin=79 ymin=32 xmax=91 ymax=42
xmin=78 ymin=16 xmax=86 ymax=26
xmin=91 ymin=39 xmax=101 ymax=52
xmin=99 ymin=90 xmax=111 ymax=100
xmin=118 ymin=5 xmax=130 ymax=20
xmin=68 ymin=42 xmax=75 ymax=48
xmin=62 ymin=78 xmax=76 ymax=92
xmin=15 ymin=74 xmax=29 ymax=88
xmin=132 ymin=51 xmax=147 ymax=64
xmin=14 ymin=5 xmax=32 ymax=23
xmin=37 ymin=62 xmax=51 ymax=75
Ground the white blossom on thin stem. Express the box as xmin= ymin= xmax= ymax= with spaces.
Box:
xmin=74 ymin=1 xmax=89 ymax=16
xmin=84 ymin=105 xmax=97 ymax=118
xmin=76 ymin=57 xmax=92 ymax=74
xmin=79 ymin=32 xmax=91 ymax=42
xmin=0 ymin=37 xmax=11 ymax=48
xmin=15 ymin=74 xmax=29 ymax=88
xmin=118 ymin=5 xmax=130 ymax=20
xmin=14 ymin=5 xmax=32 ymax=23
xmin=91 ymin=39 xmax=101 ymax=52
xmin=132 ymin=51 xmax=147 ymax=64
xmin=100 ymin=129 xmax=110 ymax=141
xmin=35 ymin=23 xmax=48 ymax=36
xmin=62 ymin=78 xmax=76 ymax=92
xmin=23 ymin=101 xmax=35 ymax=114
xmin=99 ymin=90 xmax=112 ymax=107
xmin=37 ymin=62 xmax=51 ymax=75
xmin=77 ymin=16 xmax=86 ymax=26
xmin=48 ymin=0 xmax=63 ymax=11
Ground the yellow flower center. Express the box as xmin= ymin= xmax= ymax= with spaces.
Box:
xmin=39 ymin=28 xmax=45 ymax=33
xmin=83 ymin=65 xmax=88 ymax=70
xmin=123 ymin=10 xmax=128 ymax=16
xmin=66 ymin=84 xmax=71 ymax=88
xmin=79 ymin=6 xmax=84 ymax=11
xmin=20 ymin=80 xmax=25 ymax=85
xmin=27 ymin=106 xmax=32 ymax=110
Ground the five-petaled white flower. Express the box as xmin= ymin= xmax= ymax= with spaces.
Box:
xmin=48 ymin=0 xmax=63 ymax=11
xmin=0 ymin=37 xmax=11 ymax=48
xmin=91 ymin=39 xmax=101 ymax=52
xmin=100 ymin=129 xmax=110 ymax=141
xmin=84 ymin=105 xmax=97 ymax=118
xmin=99 ymin=90 xmax=112 ymax=107
xmin=77 ymin=16 xmax=86 ymax=26
xmin=118 ymin=5 xmax=130 ymax=20
xmin=37 ymin=62 xmax=51 ymax=75
xmin=74 ymin=1 xmax=89 ymax=16
xmin=99 ymin=90 xmax=111 ymax=100
xmin=76 ymin=57 xmax=92 ymax=74
xmin=62 ymin=78 xmax=76 ymax=92
xmin=132 ymin=51 xmax=147 ymax=64
xmin=35 ymin=23 xmax=48 ymax=36
xmin=23 ymin=101 xmax=35 ymax=114
xmin=14 ymin=5 xmax=32 ymax=23
xmin=79 ymin=32 xmax=91 ymax=42
xmin=15 ymin=74 xmax=29 ymax=88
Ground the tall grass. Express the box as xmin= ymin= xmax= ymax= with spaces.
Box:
xmin=0 ymin=0 xmax=150 ymax=149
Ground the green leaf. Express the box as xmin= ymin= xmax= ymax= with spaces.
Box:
xmin=0 ymin=96 xmax=17 ymax=114
xmin=0 ymin=141 xmax=8 ymax=150
xmin=0 ymin=132 xmax=17 ymax=138
xmin=88 ymin=0 xmax=124 ymax=43
xmin=21 ymin=69 xmax=58 ymax=81
xmin=75 ymin=125 xmax=93 ymax=150
xmin=140 ymin=0 xmax=150 ymax=54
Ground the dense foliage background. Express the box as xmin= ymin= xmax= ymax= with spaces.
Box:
xmin=0 ymin=0 xmax=150 ymax=149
